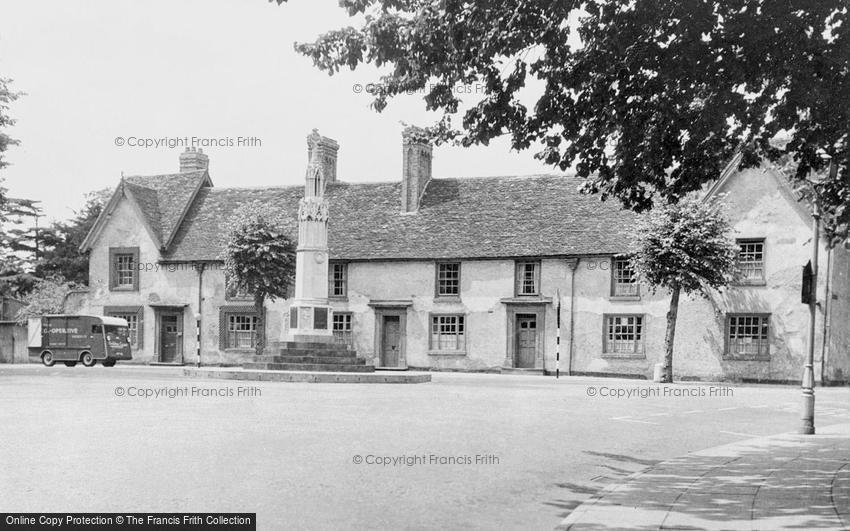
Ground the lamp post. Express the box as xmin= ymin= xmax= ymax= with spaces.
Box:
xmin=800 ymin=157 xmax=837 ymax=435
xmin=800 ymin=204 xmax=819 ymax=435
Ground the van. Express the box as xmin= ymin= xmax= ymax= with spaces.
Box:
xmin=28 ymin=315 xmax=133 ymax=367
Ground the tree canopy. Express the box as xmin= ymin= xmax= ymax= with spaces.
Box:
xmin=224 ymin=204 xmax=297 ymax=355
xmin=284 ymin=0 xmax=848 ymax=243
xmin=628 ymin=195 xmax=738 ymax=382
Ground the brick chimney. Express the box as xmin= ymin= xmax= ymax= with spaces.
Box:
xmin=306 ymin=129 xmax=339 ymax=183
xmin=401 ymin=125 xmax=433 ymax=212
xmin=179 ymin=147 xmax=209 ymax=173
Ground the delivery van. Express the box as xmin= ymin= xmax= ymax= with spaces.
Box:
xmin=28 ymin=315 xmax=133 ymax=367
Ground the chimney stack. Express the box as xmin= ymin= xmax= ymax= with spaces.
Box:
xmin=401 ymin=125 xmax=433 ymax=212
xmin=306 ymin=129 xmax=339 ymax=183
xmin=179 ymin=147 xmax=209 ymax=173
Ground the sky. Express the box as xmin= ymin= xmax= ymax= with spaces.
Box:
xmin=0 ymin=0 xmax=572 ymax=222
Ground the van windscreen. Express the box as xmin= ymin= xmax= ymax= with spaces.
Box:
xmin=105 ymin=325 xmax=129 ymax=343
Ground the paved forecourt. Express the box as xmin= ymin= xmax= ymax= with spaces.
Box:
xmin=560 ymin=423 xmax=850 ymax=530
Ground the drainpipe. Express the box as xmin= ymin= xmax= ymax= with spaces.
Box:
xmin=820 ymin=248 xmax=833 ymax=385
xmin=565 ymin=258 xmax=579 ymax=376
xmin=196 ymin=263 xmax=205 ymax=368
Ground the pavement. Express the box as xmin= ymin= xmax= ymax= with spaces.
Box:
xmin=559 ymin=423 xmax=850 ymax=530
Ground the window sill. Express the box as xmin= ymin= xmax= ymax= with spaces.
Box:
xmin=110 ymin=286 xmax=138 ymax=292
xmin=329 ymin=296 xmax=349 ymax=302
xmin=610 ymin=295 xmax=641 ymax=301
xmin=601 ymin=352 xmax=646 ymax=360
xmin=722 ymin=355 xmax=770 ymax=362
xmin=224 ymin=348 xmax=257 ymax=353
xmin=433 ymin=296 xmax=462 ymax=303
xmin=428 ymin=350 xmax=467 ymax=357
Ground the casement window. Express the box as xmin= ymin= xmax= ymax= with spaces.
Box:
xmin=612 ymin=257 xmax=639 ymax=297
xmin=329 ymin=262 xmax=348 ymax=298
xmin=225 ymin=274 xmax=252 ymax=301
xmin=726 ymin=314 xmax=770 ymax=359
xmin=604 ymin=314 xmax=644 ymax=355
xmin=430 ymin=314 xmax=466 ymax=351
xmin=515 ymin=261 xmax=541 ymax=296
xmin=109 ymin=247 xmax=139 ymax=291
xmin=332 ymin=312 xmax=353 ymax=347
xmin=736 ymin=239 xmax=765 ymax=283
xmin=436 ymin=262 xmax=461 ymax=297
xmin=104 ymin=306 xmax=143 ymax=349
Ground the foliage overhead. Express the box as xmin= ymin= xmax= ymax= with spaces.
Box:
xmin=281 ymin=0 xmax=849 ymax=243
xmin=629 ymin=195 xmax=738 ymax=295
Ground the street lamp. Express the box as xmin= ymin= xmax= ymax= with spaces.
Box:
xmin=800 ymin=155 xmax=838 ymax=435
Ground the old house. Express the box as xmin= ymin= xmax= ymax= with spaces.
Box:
xmin=71 ymin=132 xmax=849 ymax=382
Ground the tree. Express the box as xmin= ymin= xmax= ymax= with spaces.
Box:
xmin=629 ymin=196 xmax=738 ymax=383
xmin=36 ymin=188 xmax=112 ymax=284
xmin=0 ymin=77 xmax=25 ymax=297
xmin=0 ymin=77 xmax=22 ymax=173
xmin=283 ymin=0 xmax=848 ymax=243
xmin=15 ymin=276 xmax=80 ymax=324
xmin=224 ymin=204 xmax=297 ymax=356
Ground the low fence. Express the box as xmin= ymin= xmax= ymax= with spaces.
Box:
xmin=0 ymin=321 xmax=29 ymax=363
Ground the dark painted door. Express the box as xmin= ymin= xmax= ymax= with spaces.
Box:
xmin=160 ymin=314 xmax=181 ymax=363
xmin=516 ymin=315 xmax=537 ymax=368
xmin=381 ymin=315 xmax=401 ymax=367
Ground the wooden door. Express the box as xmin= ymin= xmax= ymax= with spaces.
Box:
xmin=160 ymin=314 xmax=181 ymax=363
xmin=516 ymin=315 xmax=537 ymax=368
xmin=381 ymin=315 xmax=401 ymax=367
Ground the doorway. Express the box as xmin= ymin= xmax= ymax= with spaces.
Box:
xmin=381 ymin=315 xmax=401 ymax=367
xmin=515 ymin=314 xmax=538 ymax=368
xmin=158 ymin=311 xmax=183 ymax=363
xmin=372 ymin=306 xmax=409 ymax=369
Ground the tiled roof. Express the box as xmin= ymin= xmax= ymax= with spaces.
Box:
xmin=123 ymin=182 xmax=163 ymax=245
xmin=163 ymin=174 xmax=637 ymax=262
xmin=123 ymin=171 xmax=209 ymax=249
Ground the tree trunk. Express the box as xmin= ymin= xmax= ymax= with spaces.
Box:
xmin=254 ymin=293 xmax=265 ymax=357
xmin=662 ymin=283 xmax=681 ymax=383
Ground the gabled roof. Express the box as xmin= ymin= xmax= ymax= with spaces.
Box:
xmin=703 ymin=153 xmax=812 ymax=225
xmin=80 ymin=170 xmax=212 ymax=252
xmin=163 ymin=174 xmax=638 ymax=262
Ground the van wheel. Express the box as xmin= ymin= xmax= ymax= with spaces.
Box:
xmin=41 ymin=352 xmax=55 ymax=367
xmin=63 ymin=361 xmax=77 ymax=367
xmin=81 ymin=352 xmax=96 ymax=367
xmin=102 ymin=360 xmax=116 ymax=367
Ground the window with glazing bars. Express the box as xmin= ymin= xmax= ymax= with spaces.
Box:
xmin=430 ymin=315 xmax=465 ymax=351
xmin=332 ymin=313 xmax=352 ymax=346
xmin=115 ymin=254 xmax=135 ymax=287
xmin=515 ymin=261 xmax=540 ymax=295
xmin=437 ymin=262 xmax=460 ymax=296
xmin=227 ymin=314 xmax=257 ymax=349
xmin=613 ymin=258 xmax=639 ymax=296
xmin=605 ymin=315 xmax=643 ymax=354
xmin=727 ymin=314 xmax=769 ymax=358
xmin=737 ymin=240 xmax=765 ymax=282
xmin=329 ymin=262 xmax=347 ymax=297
